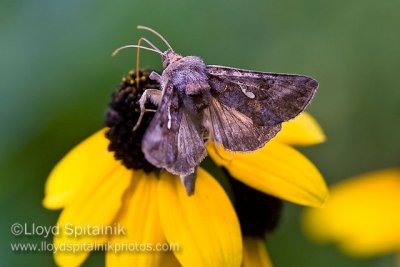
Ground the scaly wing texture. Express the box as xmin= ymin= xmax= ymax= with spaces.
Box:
xmin=207 ymin=97 xmax=281 ymax=151
xmin=207 ymin=65 xmax=318 ymax=126
xmin=142 ymin=82 xmax=206 ymax=176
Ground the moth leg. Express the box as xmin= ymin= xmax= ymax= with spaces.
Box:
xmin=180 ymin=168 xmax=198 ymax=196
xmin=149 ymin=71 xmax=162 ymax=83
xmin=133 ymin=89 xmax=162 ymax=131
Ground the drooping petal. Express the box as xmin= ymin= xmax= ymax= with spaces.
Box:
xmin=107 ymin=171 xmax=180 ymax=267
xmin=53 ymin=165 xmax=132 ymax=267
xmin=208 ymin=141 xmax=328 ymax=207
xmin=274 ymin=113 xmax=326 ymax=146
xmin=158 ymin=168 xmax=242 ymax=267
xmin=242 ymin=237 xmax=273 ymax=267
xmin=303 ymin=168 xmax=400 ymax=257
xmin=43 ymin=129 xmax=119 ymax=209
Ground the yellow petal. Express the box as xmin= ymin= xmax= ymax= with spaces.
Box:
xmin=43 ymin=129 xmax=119 ymax=209
xmin=274 ymin=112 xmax=326 ymax=146
xmin=303 ymin=168 xmax=400 ymax=257
xmin=208 ymin=141 xmax=328 ymax=207
xmin=53 ymin=164 xmax=132 ymax=267
xmin=242 ymin=237 xmax=273 ymax=267
xmin=158 ymin=168 xmax=242 ymax=267
xmin=107 ymin=171 xmax=180 ymax=267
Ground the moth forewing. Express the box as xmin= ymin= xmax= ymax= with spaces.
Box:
xmin=118 ymin=26 xmax=319 ymax=195
xmin=207 ymin=65 xmax=318 ymax=127
xmin=142 ymin=55 xmax=210 ymax=194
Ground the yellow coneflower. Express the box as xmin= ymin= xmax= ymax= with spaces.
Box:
xmin=43 ymin=70 xmax=327 ymax=267
xmin=303 ymin=168 xmax=400 ymax=259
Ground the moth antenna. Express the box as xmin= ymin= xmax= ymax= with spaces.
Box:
xmin=137 ymin=25 xmax=174 ymax=51
xmin=112 ymin=45 xmax=163 ymax=57
xmin=137 ymin=37 xmax=162 ymax=53
xmin=135 ymin=37 xmax=163 ymax=88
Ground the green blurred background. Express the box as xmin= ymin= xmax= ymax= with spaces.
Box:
xmin=1 ymin=0 xmax=399 ymax=266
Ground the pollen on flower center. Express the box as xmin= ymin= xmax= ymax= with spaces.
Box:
xmin=105 ymin=70 xmax=160 ymax=172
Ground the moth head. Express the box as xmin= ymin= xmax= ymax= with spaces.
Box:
xmin=162 ymin=49 xmax=183 ymax=68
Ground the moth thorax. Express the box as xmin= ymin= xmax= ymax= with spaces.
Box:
xmin=182 ymin=72 xmax=210 ymax=95
xmin=172 ymin=58 xmax=210 ymax=96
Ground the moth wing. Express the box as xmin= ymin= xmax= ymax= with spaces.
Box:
xmin=207 ymin=96 xmax=281 ymax=151
xmin=173 ymin=109 xmax=207 ymax=175
xmin=207 ymin=65 xmax=318 ymax=126
xmin=142 ymin=82 xmax=206 ymax=176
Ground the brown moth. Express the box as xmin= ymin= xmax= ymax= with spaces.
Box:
xmin=113 ymin=26 xmax=319 ymax=195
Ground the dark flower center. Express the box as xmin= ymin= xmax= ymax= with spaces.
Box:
xmin=227 ymin=170 xmax=283 ymax=237
xmin=105 ymin=70 xmax=160 ymax=172
xmin=105 ymin=71 xmax=283 ymax=235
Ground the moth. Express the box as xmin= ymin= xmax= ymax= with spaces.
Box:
xmin=113 ymin=26 xmax=318 ymax=195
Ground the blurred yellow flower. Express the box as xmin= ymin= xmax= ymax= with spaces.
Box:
xmin=303 ymin=168 xmax=400 ymax=257
xmin=43 ymin=71 xmax=327 ymax=267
